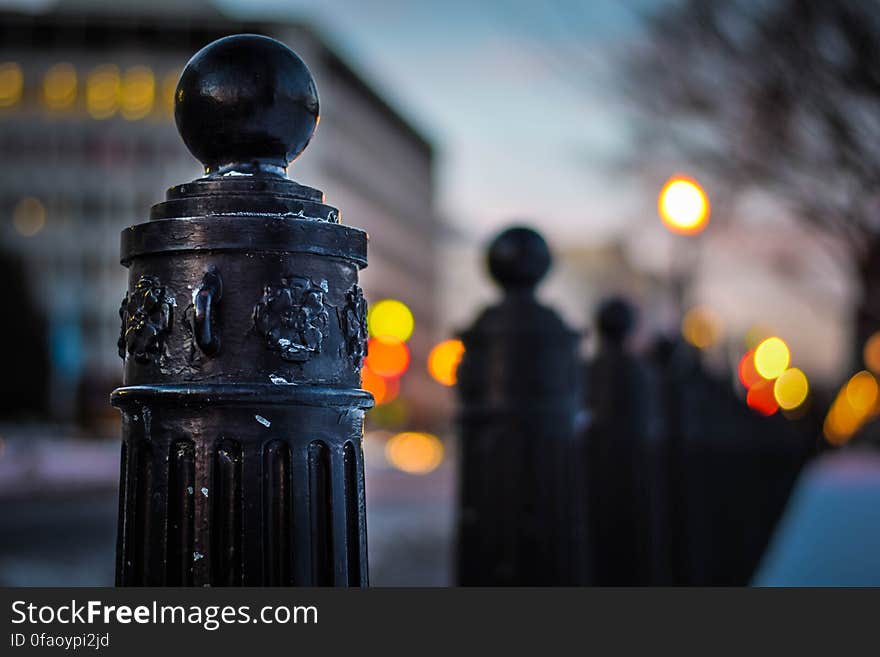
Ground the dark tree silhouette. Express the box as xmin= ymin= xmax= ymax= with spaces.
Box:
xmin=626 ymin=0 xmax=880 ymax=363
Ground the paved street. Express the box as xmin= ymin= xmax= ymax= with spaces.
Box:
xmin=0 ymin=437 xmax=455 ymax=587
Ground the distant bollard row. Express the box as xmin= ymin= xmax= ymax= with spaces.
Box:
xmin=454 ymin=226 xmax=813 ymax=586
xmin=641 ymin=328 xmax=810 ymax=585
xmin=455 ymin=228 xmax=588 ymax=585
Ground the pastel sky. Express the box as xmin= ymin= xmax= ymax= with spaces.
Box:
xmin=1 ymin=0 xmax=855 ymax=376
xmin=220 ymin=0 xmax=662 ymax=244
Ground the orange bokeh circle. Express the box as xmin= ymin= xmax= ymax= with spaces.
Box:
xmin=365 ymin=337 xmax=410 ymax=378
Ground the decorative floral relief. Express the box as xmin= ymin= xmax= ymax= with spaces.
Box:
xmin=253 ymin=277 xmax=329 ymax=362
xmin=341 ymin=284 xmax=368 ymax=368
xmin=118 ymin=275 xmax=173 ymax=364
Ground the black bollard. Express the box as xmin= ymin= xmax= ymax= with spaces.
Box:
xmin=646 ymin=335 xmax=704 ymax=585
xmin=650 ymin=336 xmax=812 ymax=585
xmin=111 ymin=35 xmax=372 ymax=586
xmin=455 ymin=226 xmax=588 ymax=585
xmin=679 ymin=372 xmax=810 ymax=585
xmin=584 ymin=297 xmax=658 ymax=585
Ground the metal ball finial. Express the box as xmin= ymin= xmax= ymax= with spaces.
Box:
xmin=596 ymin=296 xmax=636 ymax=342
xmin=487 ymin=226 xmax=551 ymax=291
xmin=174 ymin=34 xmax=319 ymax=176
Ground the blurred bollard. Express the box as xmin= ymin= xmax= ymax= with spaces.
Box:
xmin=455 ymin=226 xmax=588 ymax=585
xmin=647 ymin=336 xmax=705 ymax=585
xmin=682 ymin=387 xmax=811 ymax=585
xmin=650 ymin=337 xmax=812 ymax=585
xmin=584 ymin=297 xmax=658 ymax=585
xmin=111 ymin=35 xmax=372 ymax=586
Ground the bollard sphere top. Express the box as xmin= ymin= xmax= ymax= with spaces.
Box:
xmin=487 ymin=226 xmax=551 ymax=291
xmin=596 ymin=296 xmax=636 ymax=342
xmin=175 ymin=34 xmax=319 ymax=175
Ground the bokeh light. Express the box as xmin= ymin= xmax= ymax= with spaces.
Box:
xmin=361 ymin=365 xmax=401 ymax=407
xmin=120 ymin=66 xmax=155 ymax=120
xmin=428 ymin=339 xmax=465 ymax=386
xmin=864 ymin=331 xmax=880 ymax=375
xmin=365 ymin=337 xmax=410 ymax=378
xmin=42 ymin=63 xmax=77 ymax=111
xmin=738 ymin=349 xmax=763 ymax=389
xmin=773 ymin=368 xmax=809 ymax=411
xmin=747 ymin=379 xmax=778 ymax=416
xmin=754 ymin=337 xmax=790 ymax=380
xmin=368 ymin=299 xmax=414 ymax=342
xmin=385 ymin=432 xmax=444 ymax=475
xmin=658 ymin=175 xmax=710 ymax=235
xmin=845 ymin=371 xmax=878 ymax=412
xmin=86 ymin=64 xmax=120 ymax=119
xmin=12 ymin=197 xmax=46 ymax=237
xmin=824 ymin=371 xmax=880 ymax=446
xmin=0 ymin=62 xmax=23 ymax=108
xmin=824 ymin=404 xmax=861 ymax=446
xmin=681 ymin=306 xmax=722 ymax=349
xmin=360 ymin=364 xmax=387 ymax=404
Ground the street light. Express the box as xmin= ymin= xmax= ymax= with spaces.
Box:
xmin=658 ymin=175 xmax=710 ymax=235
xmin=658 ymin=175 xmax=710 ymax=324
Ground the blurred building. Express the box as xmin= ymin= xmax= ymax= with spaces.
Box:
xmin=0 ymin=2 xmax=439 ymax=428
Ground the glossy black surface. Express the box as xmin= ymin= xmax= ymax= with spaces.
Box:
xmin=113 ymin=34 xmax=369 ymax=587
xmin=175 ymin=34 xmax=319 ymax=175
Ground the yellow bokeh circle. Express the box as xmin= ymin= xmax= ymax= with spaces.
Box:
xmin=43 ymin=63 xmax=78 ymax=111
xmin=681 ymin=306 xmax=721 ymax=349
xmin=773 ymin=368 xmax=808 ymax=411
xmin=368 ymin=299 xmax=414 ymax=342
xmin=754 ymin=336 xmax=790 ymax=380
xmin=385 ymin=432 xmax=444 ymax=475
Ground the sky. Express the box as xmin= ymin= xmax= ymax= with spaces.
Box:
xmin=218 ymin=0 xmax=661 ymax=244
xmin=2 ymin=0 xmax=666 ymax=243
xmin=1 ymin=0 xmax=853 ymax=376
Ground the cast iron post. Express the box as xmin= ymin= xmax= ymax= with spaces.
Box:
xmin=455 ymin=226 xmax=588 ymax=585
xmin=112 ymin=34 xmax=372 ymax=586
xmin=645 ymin=335 xmax=698 ymax=585
xmin=584 ymin=297 xmax=656 ymax=585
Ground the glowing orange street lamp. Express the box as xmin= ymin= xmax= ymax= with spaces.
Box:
xmin=658 ymin=175 xmax=710 ymax=318
xmin=658 ymin=175 xmax=710 ymax=235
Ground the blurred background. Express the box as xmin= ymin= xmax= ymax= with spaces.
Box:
xmin=1 ymin=0 xmax=878 ymax=585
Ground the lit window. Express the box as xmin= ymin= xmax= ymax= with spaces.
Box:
xmin=0 ymin=62 xmax=23 ymax=108
xmin=43 ymin=63 xmax=77 ymax=111
xmin=121 ymin=66 xmax=154 ymax=121
xmin=86 ymin=65 xmax=120 ymax=119
xmin=12 ymin=197 xmax=46 ymax=237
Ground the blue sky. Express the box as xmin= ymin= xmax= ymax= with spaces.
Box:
xmin=221 ymin=0 xmax=661 ymax=243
